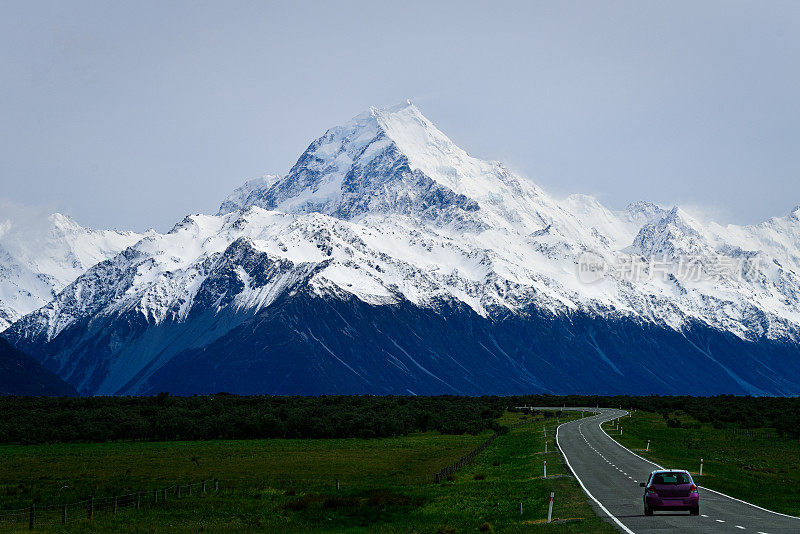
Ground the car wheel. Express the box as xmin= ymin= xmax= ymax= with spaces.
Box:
xmin=644 ymin=505 xmax=653 ymax=516
xmin=690 ymin=507 xmax=699 ymax=516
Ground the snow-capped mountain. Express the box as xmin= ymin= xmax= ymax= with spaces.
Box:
xmin=0 ymin=212 xmax=147 ymax=330
xmin=5 ymin=102 xmax=800 ymax=396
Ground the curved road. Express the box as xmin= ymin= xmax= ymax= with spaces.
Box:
xmin=550 ymin=408 xmax=799 ymax=533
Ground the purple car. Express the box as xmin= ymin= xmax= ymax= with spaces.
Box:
xmin=640 ymin=469 xmax=699 ymax=516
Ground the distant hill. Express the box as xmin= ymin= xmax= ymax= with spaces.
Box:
xmin=0 ymin=337 xmax=76 ymax=396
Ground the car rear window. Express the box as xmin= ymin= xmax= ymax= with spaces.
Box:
xmin=653 ymin=472 xmax=692 ymax=485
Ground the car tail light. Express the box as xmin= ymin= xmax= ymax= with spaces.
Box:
xmin=646 ymin=485 xmax=657 ymax=494
xmin=689 ymin=484 xmax=697 ymax=493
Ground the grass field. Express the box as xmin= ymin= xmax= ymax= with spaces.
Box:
xmin=0 ymin=410 xmax=614 ymax=533
xmin=602 ymin=410 xmax=800 ymax=517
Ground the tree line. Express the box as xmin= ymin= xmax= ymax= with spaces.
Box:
xmin=1 ymin=393 xmax=797 ymax=444
xmin=0 ymin=394 xmax=506 ymax=444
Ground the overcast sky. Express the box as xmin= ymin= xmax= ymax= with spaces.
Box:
xmin=1 ymin=1 xmax=799 ymax=232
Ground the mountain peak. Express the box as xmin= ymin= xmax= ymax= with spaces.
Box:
xmin=217 ymin=102 xmax=544 ymax=229
xmin=369 ymin=99 xmax=416 ymax=116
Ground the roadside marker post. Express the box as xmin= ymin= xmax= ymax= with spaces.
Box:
xmin=544 ymin=460 xmax=547 ymax=478
xmin=520 ymin=501 xmax=523 ymax=516
xmin=547 ymin=492 xmax=554 ymax=523
xmin=646 ymin=440 xmax=650 ymax=451
xmin=700 ymin=459 xmax=704 ymax=476
xmin=544 ymin=440 xmax=548 ymax=453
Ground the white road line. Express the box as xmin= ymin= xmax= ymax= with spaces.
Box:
xmin=701 ymin=514 xmax=709 ymax=517
xmin=716 ymin=519 xmax=725 ymax=523
xmin=735 ymin=526 xmax=746 ymax=530
xmin=596 ymin=412 xmax=800 ymax=522
xmin=556 ymin=419 xmax=636 ymax=534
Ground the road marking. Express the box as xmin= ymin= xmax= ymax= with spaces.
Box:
xmin=701 ymin=514 xmax=708 ymax=517
xmin=716 ymin=519 xmax=725 ymax=523
xmin=556 ymin=420 xmax=636 ymax=534
xmin=595 ymin=413 xmax=800 ymax=522
xmin=735 ymin=526 xmax=746 ymax=530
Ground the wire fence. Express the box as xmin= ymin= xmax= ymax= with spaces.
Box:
xmin=0 ymin=479 xmax=218 ymax=529
xmin=433 ymin=418 xmax=564 ymax=483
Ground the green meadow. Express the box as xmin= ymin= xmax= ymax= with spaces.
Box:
xmin=0 ymin=410 xmax=614 ymax=533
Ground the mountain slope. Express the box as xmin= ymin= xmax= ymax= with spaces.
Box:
xmin=5 ymin=102 xmax=800 ymax=396
xmin=0 ymin=337 xmax=76 ymax=396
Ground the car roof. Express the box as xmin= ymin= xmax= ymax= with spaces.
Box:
xmin=650 ymin=469 xmax=690 ymax=474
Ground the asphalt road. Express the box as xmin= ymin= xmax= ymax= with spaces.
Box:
xmin=549 ymin=408 xmax=800 ymax=534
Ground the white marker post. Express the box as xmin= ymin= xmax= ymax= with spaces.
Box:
xmin=544 ymin=460 xmax=547 ymax=478
xmin=700 ymin=459 xmax=704 ymax=476
xmin=620 ymin=427 xmax=623 ymax=436
xmin=646 ymin=440 xmax=650 ymax=451
xmin=544 ymin=440 xmax=548 ymax=454
xmin=547 ymin=492 xmax=554 ymax=523
xmin=520 ymin=501 xmax=523 ymax=516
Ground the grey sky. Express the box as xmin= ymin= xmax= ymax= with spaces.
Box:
xmin=1 ymin=1 xmax=799 ymax=232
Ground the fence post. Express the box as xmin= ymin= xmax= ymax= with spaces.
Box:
xmin=88 ymin=496 xmax=94 ymax=520
xmin=62 ymin=503 xmax=67 ymax=526
xmin=547 ymin=492 xmax=554 ymax=523
xmin=28 ymin=503 xmax=34 ymax=530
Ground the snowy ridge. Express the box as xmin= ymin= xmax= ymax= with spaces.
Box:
xmin=0 ymin=212 xmax=147 ymax=330
xmin=5 ymin=102 xmax=800 ymax=394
